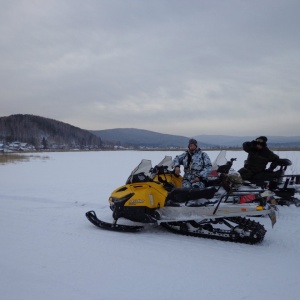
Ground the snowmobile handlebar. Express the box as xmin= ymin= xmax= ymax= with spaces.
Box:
xmin=217 ymin=158 xmax=237 ymax=174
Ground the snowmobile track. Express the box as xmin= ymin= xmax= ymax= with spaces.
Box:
xmin=161 ymin=217 xmax=266 ymax=244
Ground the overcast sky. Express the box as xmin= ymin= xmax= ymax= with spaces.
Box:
xmin=1 ymin=0 xmax=299 ymax=137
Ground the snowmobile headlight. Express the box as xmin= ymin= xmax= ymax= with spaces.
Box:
xmin=256 ymin=205 xmax=264 ymax=211
xmin=110 ymin=193 xmax=135 ymax=204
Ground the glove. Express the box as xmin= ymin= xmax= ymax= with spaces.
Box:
xmin=251 ymin=140 xmax=257 ymax=145
xmin=174 ymin=166 xmax=181 ymax=176
xmin=193 ymin=176 xmax=206 ymax=183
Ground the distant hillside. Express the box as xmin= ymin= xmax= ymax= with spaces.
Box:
xmin=193 ymin=135 xmax=300 ymax=148
xmin=1 ymin=114 xmax=299 ymax=151
xmin=92 ymin=129 xmax=300 ymax=149
xmin=90 ymin=128 xmax=214 ymax=149
xmin=91 ymin=128 xmax=189 ymax=148
xmin=0 ymin=114 xmax=102 ymax=150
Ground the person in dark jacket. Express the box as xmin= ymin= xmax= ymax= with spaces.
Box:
xmin=238 ymin=136 xmax=280 ymax=181
xmin=173 ymin=138 xmax=212 ymax=188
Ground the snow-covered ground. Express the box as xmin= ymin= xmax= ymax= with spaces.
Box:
xmin=1 ymin=150 xmax=300 ymax=300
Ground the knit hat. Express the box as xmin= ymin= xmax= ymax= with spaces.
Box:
xmin=188 ymin=138 xmax=198 ymax=147
xmin=256 ymin=136 xmax=267 ymax=147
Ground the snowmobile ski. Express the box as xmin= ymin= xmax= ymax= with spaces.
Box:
xmin=86 ymin=211 xmax=144 ymax=232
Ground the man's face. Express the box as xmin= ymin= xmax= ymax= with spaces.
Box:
xmin=256 ymin=143 xmax=263 ymax=150
xmin=189 ymin=144 xmax=197 ymax=153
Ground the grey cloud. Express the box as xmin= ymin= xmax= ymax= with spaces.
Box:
xmin=1 ymin=0 xmax=300 ymax=136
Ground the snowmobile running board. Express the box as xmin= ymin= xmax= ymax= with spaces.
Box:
xmin=85 ymin=211 xmax=144 ymax=232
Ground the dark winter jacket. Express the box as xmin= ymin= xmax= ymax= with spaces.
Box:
xmin=242 ymin=141 xmax=279 ymax=174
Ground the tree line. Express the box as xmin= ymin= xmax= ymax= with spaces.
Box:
xmin=0 ymin=114 xmax=102 ymax=150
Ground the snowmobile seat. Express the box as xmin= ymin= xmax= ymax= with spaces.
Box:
xmin=166 ymin=187 xmax=217 ymax=203
xmin=206 ymin=177 xmax=221 ymax=187
xmin=276 ymin=158 xmax=292 ymax=169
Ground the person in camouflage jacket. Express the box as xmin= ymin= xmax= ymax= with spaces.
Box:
xmin=238 ymin=136 xmax=280 ymax=181
xmin=173 ymin=139 xmax=212 ymax=188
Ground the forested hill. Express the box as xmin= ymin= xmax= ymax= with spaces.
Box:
xmin=1 ymin=114 xmax=300 ymax=151
xmin=90 ymin=128 xmax=202 ymax=148
xmin=91 ymin=128 xmax=300 ymax=149
xmin=0 ymin=114 xmax=102 ymax=150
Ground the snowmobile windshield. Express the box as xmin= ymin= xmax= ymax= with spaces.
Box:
xmin=209 ymin=150 xmax=228 ymax=177
xmin=156 ymin=156 xmax=173 ymax=171
xmin=126 ymin=159 xmax=153 ymax=184
xmin=211 ymin=150 xmax=228 ymax=171
xmin=131 ymin=159 xmax=152 ymax=176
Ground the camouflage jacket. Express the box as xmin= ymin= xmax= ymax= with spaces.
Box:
xmin=173 ymin=148 xmax=212 ymax=180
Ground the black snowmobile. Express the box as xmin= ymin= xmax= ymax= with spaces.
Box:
xmin=210 ymin=151 xmax=300 ymax=207
xmin=247 ymin=158 xmax=300 ymax=207
xmin=86 ymin=156 xmax=276 ymax=244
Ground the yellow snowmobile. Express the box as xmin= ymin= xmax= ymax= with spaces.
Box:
xmin=86 ymin=156 xmax=276 ymax=244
